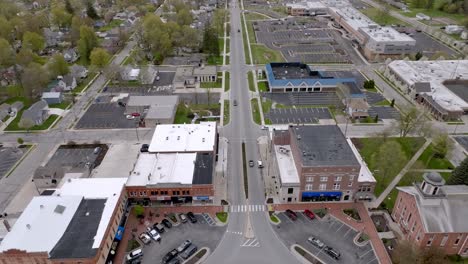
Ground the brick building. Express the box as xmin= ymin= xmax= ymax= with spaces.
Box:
xmin=127 ymin=122 xmax=217 ymax=204
xmin=0 ymin=178 xmax=127 ymax=264
xmin=272 ymin=125 xmax=376 ymax=203
xmin=393 ymin=172 xmax=468 ymax=257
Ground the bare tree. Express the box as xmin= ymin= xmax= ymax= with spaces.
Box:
xmin=19 ymin=118 xmax=34 ymax=131
xmin=397 ymin=107 xmax=428 ymax=137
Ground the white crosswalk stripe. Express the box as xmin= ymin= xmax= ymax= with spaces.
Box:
xmin=241 ymin=238 xmax=260 ymax=247
xmin=229 ymin=204 xmax=267 ymax=213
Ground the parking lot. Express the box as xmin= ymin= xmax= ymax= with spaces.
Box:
xmin=266 ymin=107 xmax=332 ymax=124
xmin=274 ymin=212 xmax=378 ymax=264
xmin=368 ymin=106 xmax=400 ymax=120
xmin=140 ymin=214 xmax=226 ymax=263
xmin=254 ymin=18 xmax=353 ymax=64
xmin=106 ymin=72 xmax=176 ymax=95
xmin=46 ymin=145 xmax=108 ymax=170
xmin=410 ymin=32 xmax=459 ymax=59
xmin=76 ymin=103 xmax=138 ymax=129
xmin=454 ymin=136 xmax=468 ymax=152
xmin=0 ymin=146 xmax=27 ymax=179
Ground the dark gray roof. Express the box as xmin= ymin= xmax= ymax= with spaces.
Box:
xmin=49 ymin=198 xmax=106 ymax=259
xmin=33 ymin=166 xmax=65 ymax=180
xmin=63 ymin=74 xmax=75 ymax=86
xmin=192 ymin=153 xmax=213 ymax=185
xmin=22 ymin=100 xmax=48 ymax=121
xmin=290 ymin=125 xmax=360 ymax=167
xmin=414 ymin=82 xmax=431 ymax=93
xmin=424 ymin=171 xmax=444 ymax=184
xmin=342 ymin=82 xmax=363 ymax=95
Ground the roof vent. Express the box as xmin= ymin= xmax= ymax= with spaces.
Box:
xmin=26 ymin=224 xmax=31 ymax=229
xmin=85 ymin=212 xmax=90 ymax=216
xmin=166 ymin=137 xmax=169 ymax=140
xmin=40 ymin=205 xmax=44 ymax=209
xmin=54 ymin=205 xmax=66 ymax=214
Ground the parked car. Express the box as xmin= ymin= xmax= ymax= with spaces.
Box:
xmin=261 ymin=126 xmax=268 ymax=130
xmin=126 ymin=114 xmax=135 ymax=120
xmin=179 ymin=213 xmax=188 ymax=223
xmin=324 ymin=246 xmax=341 ymax=260
xmin=118 ymin=101 xmax=126 ymax=107
xmin=233 ymin=100 xmax=237 ymax=106
xmin=126 ymin=248 xmax=143 ymax=262
xmin=153 ymin=222 xmax=165 ymax=233
xmin=307 ymin=236 xmax=324 ymax=248
xmin=139 ymin=233 xmax=151 ymax=244
xmin=93 ymin=147 xmax=101 ymax=154
xmin=304 ymin=209 xmax=315 ymax=220
xmin=180 ymin=244 xmax=198 ymax=259
xmin=162 ymin=249 xmax=179 ymax=263
xmin=187 ymin=212 xmax=197 ymax=223
xmin=238 ymin=29 xmax=240 ymax=33
xmin=285 ymin=209 xmax=297 ymax=221
xmin=177 ymin=239 xmax=192 ymax=253
xmin=131 ymin=112 xmax=141 ymax=117
xmin=249 ymin=160 xmax=254 ymax=167
xmin=257 ymin=160 xmax=264 ymax=168
xmin=140 ymin=144 xmax=149 ymax=152
xmin=162 ymin=218 xmax=172 ymax=228
xmin=147 ymin=228 xmax=161 ymax=241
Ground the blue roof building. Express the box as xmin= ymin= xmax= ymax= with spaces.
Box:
xmin=265 ymin=62 xmax=358 ymax=93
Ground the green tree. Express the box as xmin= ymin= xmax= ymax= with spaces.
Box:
xmin=202 ymin=24 xmax=219 ymax=57
xmin=16 ymin=48 xmax=34 ymax=67
xmin=176 ymin=8 xmax=193 ymax=26
xmin=374 ymin=141 xmax=406 ymax=190
xmin=52 ymin=7 xmax=73 ymax=28
xmin=48 ymin=54 xmax=70 ymax=77
xmin=86 ymin=1 xmax=99 ymax=19
xmin=23 ymin=31 xmax=45 ymax=52
xmin=415 ymin=51 xmax=423 ymax=61
xmin=17 ymin=138 xmax=24 ymax=144
xmin=21 ymin=62 xmax=49 ymax=99
xmin=363 ymin=79 xmax=375 ymax=90
xmin=390 ymin=99 xmax=395 ymax=107
xmin=134 ymin=205 xmax=145 ymax=218
xmin=432 ymin=133 xmax=452 ymax=159
xmin=0 ymin=38 xmax=15 ymax=67
xmin=77 ymin=25 xmax=98 ymax=64
xmin=90 ymin=47 xmax=111 ymax=69
xmin=448 ymin=156 xmax=468 ymax=185
xmin=212 ymin=9 xmax=228 ymax=35
xmin=65 ymin=0 xmax=74 ymax=14
xmin=0 ymin=16 xmax=13 ymax=42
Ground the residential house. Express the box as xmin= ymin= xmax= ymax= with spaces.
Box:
xmin=347 ymin=99 xmax=370 ymax=119
xmin=120 ymin=67 xmax=140 ymax=81
xmin=63 ymin=49 xmax=79 ymax=63
xmin=41 ymin=92 xmax=63 ymax=105
xmin=173 ymin=65 xmax=218 ymax=89
xmin=57 ymin=74 xmax=77 ymax=91
xmin=101 ymin=37 xmax=120 ymax=54
xmin=70 ymin=65 xmax=88 ymax=81
xmin=43 ymin=28 xmax=64 ymax=48
xmin=21 ymin=100 xmax=49 ymax=126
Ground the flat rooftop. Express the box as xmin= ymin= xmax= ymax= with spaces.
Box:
xmin=127 ymin=153 xmax=213 ymax=186
xmin=127 ymin=95 xmax=179 ymax=106
xmin=274 ymin=145 xmax=300 ymax=185
xmin=388 ymin=60 xmax=468 ymax=112
xmin=148 ymin=122 xmax=216 ymax=152
xmin=269 ymin=63 xmax=320 ymax=80
xmin=291 ymin=125 xmax=360 ymax=167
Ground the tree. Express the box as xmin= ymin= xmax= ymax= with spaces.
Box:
xmin=18 ymin=118 xmax=34 ymax=131
xmin=0 ymin=38 xmax=15 ymax=67
xmin=390 ymin=99 xmax=395 ymax=107
xmin=462 ymin=17 xmax=468 ymax=29
xmin=0 ymin=16 xmax=13 ymax=42
xmin=86 ymin=1 xmax=99 ymax=20
xmin=391 ymin=240 xmax=419 ymax=264
xmin=21 ymin=63 xmax=49 ymax=99
xmin=16 ymin=48 xmax=34 ymax=67
xmin=65 ymin=0 xmax=74 ymax=14
xmin=212 ymin=9 xmax=228 ymax=35
xmin=134 ymin=205 xmax=145 ymax=218
xmin=374 ymin=114 xmax=379 ymax=123
xmin=77 ymin=25 xmax=98 ymax=64
xmin=432 ymin=133 xmax=452 ymax=159
xmin=363 ymin=79 xmax=375 ymax=90
xmin=48 ymin=54 xmax=70 ymax=77
xmin=374 ymin=141 xmax=406 ymax=189
xmin=51 ymin=7 xmax=73 ymax=28
xmin=397 ymin=107 xmax=427 ymax=137
xmin=176 ymin=8 xmax=193 ymax=26
xmin=103 ymin=64 xmax=121 ymax=82
xmin=415 ymin=51 xmax=423 ymax=61
xmin=17 ymin=138 xmax=24 ymax=144
xmin=202 ymin=24 xmax=219 ymax=57
xmin=448 ymin=156 xmax=468 ymax=185
xmin=23 ymin=31 xmax=45 ymax=53
xmin=90 ymin=48 xmax=111 ymax=69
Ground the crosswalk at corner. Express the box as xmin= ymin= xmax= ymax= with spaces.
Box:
xmin=241 ymin=238 xmax=260 ymax=247
xmin=229 ymin=204 xmax=266 ymax=213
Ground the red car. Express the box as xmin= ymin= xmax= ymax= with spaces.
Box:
xmin=285 ymin=209 xmax=297 ymax=221
xmin=304 ymin=209 xmax=315 ymax=220
xmin=131 ymin=112 xmax=141 ymax=117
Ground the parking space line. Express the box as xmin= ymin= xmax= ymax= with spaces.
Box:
xmin=335 ymin=223 xmax=345 ymax=233
xmin=365 ymin=256 xmax=378 ymax=264
xmin=359 ymin=249 xmax=374 ymax=259
xmin=343 ymin=227 xmax=353 ymax=238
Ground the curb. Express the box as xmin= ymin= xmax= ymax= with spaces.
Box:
xmin=268 ymin=212 xmax=281 ymax=225
xmin=183 ymin=247 xmax=210 ymax=264
xmin=5 ymin=144 xmax=36 ymax=178
xmin=290 ymin=244 xmax=326 ymax=264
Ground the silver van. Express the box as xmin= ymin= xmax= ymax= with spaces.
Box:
xmin=126 ymin=248 xmax=143 ymax=262
xmin=180 ymin=244 xmax=198 ymax=259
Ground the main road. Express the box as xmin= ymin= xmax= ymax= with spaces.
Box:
xmin=205 ymin=1 xmax=299 ymax=263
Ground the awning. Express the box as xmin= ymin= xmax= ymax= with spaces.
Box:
xmin=193 ymin=196 xmax=210 ymax=201
xmin=115 ymin=226 xmax=124 ymax=241
xmin=302 ymin=191 xmax=342 ymax=198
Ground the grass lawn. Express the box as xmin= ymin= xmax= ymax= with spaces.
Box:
xmin=241 ymin=16 xmax=252 ymax=64
xmin=417 ymin=144 xmax=454 ymax=170
xmin=49 ymin=101 xmax=71 ymax=110
xmin=4 ymin=85 xmax=23 ymax=97
xmin=74 ymin=72 xmax=98 ymax=93
xmin=351 ymin=137 xmax=426 ymax=196
xmin=224 ymin=72 xmax=230 ymax=91
xmin=223 ymin=100 xmax=230 ymax=125
xmin=2 ymin=96 xmax=32 ymax=106
xmin=100 ymin=19 xmax=124 ymax=32
xmin=384 ymin=172 xmax=451 ymax=211
xmin=251 ymin=44 xmax=284 ymax=64
xmin=245 ymin=19 xmax=256 ymax=44
xmin=361 ymin=7 xmax=407 ymax=25
xmin=174 ymin=103 xmax=193 ymax=124
xmin=270 ymin=214 xmax=279 ymax=223
xmin=248 ymin=72 xmax=255 ymax=91
xmin=200 ymin=79 xmax=222 ymax=88
xmin=251 ymin=98 xmax=261 ymax=125
xmin=245 ymin=12 xmax=270 ymax=21
xmin=374 ymin=99 xmax=391 ymax=106
xmin=207 ymin=55 xmax=223 ymax=65
xmin=225 ymin=38 xmax=230 ymax=54
xmin=258 ymin=81 xmax=269 ymax=92
xmin=175 ymin=103 xmax=220 ymax=124
xmin=400 ymin=7 xmax=466 ymax=24
xmin=216 ymin=212 xmax=228 ymax=223
xmin=261 ymin=98 xmax=273 ymax=114
xmin=5 ymin=114 xmax=59 ymax=131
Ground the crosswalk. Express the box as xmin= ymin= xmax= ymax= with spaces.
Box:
xmin=241 ymin=238 xmax=260 ymax=247
xmin=229 ymin=204 xmax=266 ymax=213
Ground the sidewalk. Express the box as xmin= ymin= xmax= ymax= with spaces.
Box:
xmin=369 ymin=139 xmax=432 ymax=208
xmin=214 ymin=137 xmax=228 ymax=204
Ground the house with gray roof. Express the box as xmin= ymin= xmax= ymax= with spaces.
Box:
xmin=70 ymin=65 xmax=88 ymax=81
xmin=58 ymin=74 xmax=77 ymax=91
xmin=21 ymin=100 xmax=49 ymax=126
xmin=125 ymin=96 xmax=179 ymax=127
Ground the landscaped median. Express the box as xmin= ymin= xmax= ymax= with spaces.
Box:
xmin=223 ymin=100 xmax=230 ymax=125
xmin=292 ymin=244 xmax=324 ymax=264
xmin=247 ymin=71 xmax=255 ymax=91
xmin=240 ymin=15 xmax=252 ymax=64
xmin=216 ymin=212 xmax=228 ymax=223
xmin=224 ymin=72 xmax=230 ymax=91
xmin=250 ymin=98 xmax=261 ymax=125
xmin=269 ymin=213 xmax=280 ymax=224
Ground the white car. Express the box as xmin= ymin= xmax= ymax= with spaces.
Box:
xmin=177 ymin=239 xmax=192 ymax=253
xmin=126 ymin=114 xmax=135 ymax=120
xmin=147 ymin=228 xmax=161 ymax=241
xmin=139 ymin=233 xmax=151 ymax=244
xmin=307 ymin=236 xmax=325 ymax=248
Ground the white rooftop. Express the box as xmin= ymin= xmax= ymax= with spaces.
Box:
xmin=126 ymin=153 xmax=196 ymax=186
xmin=275 ymin=145 xmax=300 ymax=185
xmin=347 ymin=138 xmax=376 ymax=183
xmin=388 ymin=60 xmax=468 ymax=112
xmin=149 ymin=122 xmax=216 ymax=152
xmin=360 ymin=26 xmax=415 ymax=42
xmin=129 ymin=69 xmax=140 ymax=78
xmin=0 ymin=196 xmax=82 ymax=254
xmin=0 ymin=178 xmax=126 ymax=253
xmin=286 ymin=1 xmax=327 ymax=9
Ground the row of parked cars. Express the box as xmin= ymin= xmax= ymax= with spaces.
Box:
xmin=285 ymin=209 xmax=315 ymax=221
xmin=162 ymin=240 xmax=198 ymax=264
xmin=126 ymin=212 xmax=199 ymax=263
xmin=307 ymin=236 xmax=341 ymax=260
